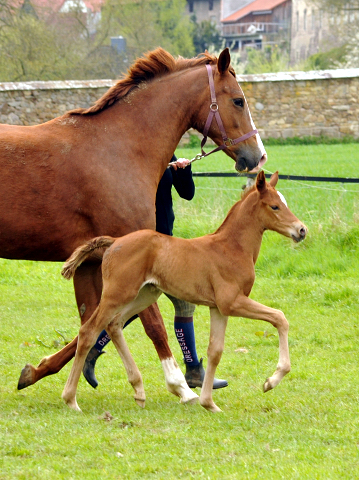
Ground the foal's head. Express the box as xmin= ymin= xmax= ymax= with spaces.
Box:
xmin=254 ymin=171 xmax=307 ymax=242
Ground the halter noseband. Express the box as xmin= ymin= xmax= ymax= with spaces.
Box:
xmin=200 ymin=64 xmax=257 ymax=157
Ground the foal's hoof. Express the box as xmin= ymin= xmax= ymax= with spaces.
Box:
xmin=134 ymin=396 xmax=146 ymax=408
xmin=263 ymin=378 xmax=274 ymax=393
xmin=62 ymin=395 xmax=82 ymax=412
xmin=18 ymin=364 xmax=36 ymax=390
xmin=181 ymin=395 xmax=199 ymax=406
xmin=201 ymin=402 xmax=222 ymax=413
xmin=180 ymin=391 xmax=199 ymax=405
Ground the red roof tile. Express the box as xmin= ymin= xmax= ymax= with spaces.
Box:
xmin=222 ymin=0 xmax=288 ymax=23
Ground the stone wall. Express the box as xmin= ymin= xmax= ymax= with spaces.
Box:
xmin=0 ymin=80 xmax=114 ymax=126
xmin=237 ymin=69 xmax=359 ymax=139
xmin=1 ymin=69 xmax=359 ymax=140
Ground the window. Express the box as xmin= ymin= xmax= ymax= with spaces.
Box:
xmin=303 ymin=9 xmax=307 ymax=31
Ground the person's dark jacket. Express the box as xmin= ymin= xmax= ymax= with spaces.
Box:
xmin=155 ymin=155 xmax=195 ymax=236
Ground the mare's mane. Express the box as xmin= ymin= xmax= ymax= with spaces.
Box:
xmin=70 ymin=48 xmax=233 ymax=116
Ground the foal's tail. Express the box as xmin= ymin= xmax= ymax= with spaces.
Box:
xmin=61 ymin=236 xmax=116 ymax=280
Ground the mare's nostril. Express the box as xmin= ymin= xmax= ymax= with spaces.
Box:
xmin=236 ymin=157 xmax=247 ymax=172
xmin=300 ymin=227 xmax=306 ymax=237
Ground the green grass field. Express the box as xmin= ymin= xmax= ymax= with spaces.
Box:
xmin=1 ymin=143 xmax=359 ymax=479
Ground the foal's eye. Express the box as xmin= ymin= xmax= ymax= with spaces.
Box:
xmin=271 ymin=205 xmax=279 ymax=211
xmin=233 ymin=98 xmax=244 ymax=108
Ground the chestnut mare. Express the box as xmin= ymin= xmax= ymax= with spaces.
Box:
xmin=61 ymin=171 xmax=307 ymax=413
xmin=0 ymin=47 xmax=265 ymax=390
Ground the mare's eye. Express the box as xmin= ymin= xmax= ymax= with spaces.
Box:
xmin=271 ymin=205 xmax=279 ymax=211
xmin=233 ymin=98 xmax=244 ymax=108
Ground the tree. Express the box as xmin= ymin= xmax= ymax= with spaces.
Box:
xmin=99 ymin=0 xmax=194 ymax=63
xmin=307 ymin=0 xmax=359 ymax=68
xmin=310 ymin=0 xmax=359 ymax=11
xmin=0 ymin=0 xmax=116 ymax=81
xmin=191 ymin=18 xmax=222 ymax=55
xmin=0 ymin=0 xmax=195 ymax=82
xmin=304 ymin=45 xmax=349 ymax=70
xmin=244 ymin=45 xmax=289 ymax=74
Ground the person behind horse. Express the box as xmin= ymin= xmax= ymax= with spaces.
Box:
xmin=83 ymin=155 xmax=228 ymax=390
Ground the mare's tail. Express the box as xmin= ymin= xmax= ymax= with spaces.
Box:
xmin=61 ymin=236 xmax=116 ymax=280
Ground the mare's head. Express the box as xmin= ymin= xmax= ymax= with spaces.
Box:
xmin=253 ymin=171 xmax=307 ymax=242
xmin=71 ymin=47 xmax=265 ymax=173
xmin=200 ymin=48 xmax=267 ymax=172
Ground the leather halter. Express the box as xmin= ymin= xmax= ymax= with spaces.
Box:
xmin=200 ymin=64 xmax=258 ymax=157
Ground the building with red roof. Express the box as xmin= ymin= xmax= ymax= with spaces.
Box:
xmin=221 ymin=0 xmax=292 ymax=54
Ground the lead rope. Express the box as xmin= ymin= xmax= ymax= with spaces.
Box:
xmin=167 ymin=151 xmax=210 ymax=169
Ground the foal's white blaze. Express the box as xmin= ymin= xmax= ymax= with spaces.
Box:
xmin=277 ymin=191 xmax=287 ymax=207
xmin=161 ymin=357 xmax=199 ymax=404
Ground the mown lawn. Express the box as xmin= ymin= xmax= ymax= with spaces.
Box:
xmin=0 ymin=143 xmax=359 ymax=479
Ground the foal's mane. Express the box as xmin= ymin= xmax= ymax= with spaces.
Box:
xmin=213 ymin=180 xmax=274 ymax=234
xmin=70 ymin=48 xmax=230 ymax=116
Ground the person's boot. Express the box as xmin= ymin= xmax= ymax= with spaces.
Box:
xmin=185 ymin=358 xmax=228 ymax=389
xmin=82 ymin=346 xmax=105 ymax=388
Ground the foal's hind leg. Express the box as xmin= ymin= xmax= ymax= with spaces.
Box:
xmin=62 ymin=301 xmax=120 ymax=411
xmin=106 ymin=322 xmax=146 ymax=408
xmin=18 ymin=261 xmax=102 ymax=390
xmin=105 ymin=285 xmax=163 ymax=409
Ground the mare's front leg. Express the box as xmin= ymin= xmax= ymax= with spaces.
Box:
xmin=228 ymin=296 xmax=291 ymax=392
xmin=199 ymin=308 xmax=228 ymax=413
xmin=18 ymin=261 xmax=102 ymax=390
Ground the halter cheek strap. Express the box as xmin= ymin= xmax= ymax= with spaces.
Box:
xmin=201 ymin=64 xmax=258 ymax=156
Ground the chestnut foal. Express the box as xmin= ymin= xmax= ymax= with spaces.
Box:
xmin=61 ymin=171 xmax=307 ymax=413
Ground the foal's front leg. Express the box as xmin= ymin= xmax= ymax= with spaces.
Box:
xmin=199 ymin=307 xmax=228 ymax=413
xmin=230 ymin=296 xmax=291 ymax=392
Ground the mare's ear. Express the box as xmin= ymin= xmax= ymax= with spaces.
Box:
xmin=269 ymin=171 xmax=279 ymax=188
xmin=256 ymin=170 xmax=267 ymax=194
xmin=218 ymin=48 xmax=231 ymax=74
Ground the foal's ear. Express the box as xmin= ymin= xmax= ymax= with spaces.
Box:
xmin=218 ymin=48 xmax=231 ymax=74
xmin=256 ymin=170 xmax=267 ymax=194
xmin=269 ymin=171 xmax=279 ymax=187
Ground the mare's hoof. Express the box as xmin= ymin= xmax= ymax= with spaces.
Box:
xmin=263 ymin=378 xmax=274 ymax=393
xmin=18 ymin=364 xmax=36 ymax=390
